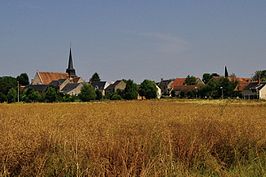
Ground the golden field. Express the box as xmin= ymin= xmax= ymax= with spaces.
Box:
xmin=0 ymin=100 xmax=266 ymax=176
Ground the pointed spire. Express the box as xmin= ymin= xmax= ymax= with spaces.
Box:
xmin=224 ymin=66 xmax=229 ymax=78
xmin=68 ymin=48 xmax=74 ymax=69
xmin=66 ymin=48 xmax=76 ymax=77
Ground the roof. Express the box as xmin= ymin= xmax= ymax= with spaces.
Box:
xmin=26 ymin=84 xmax=48 ymax=92
xmin=232 ymin=77 xmax=252 ymax=91
xmin=91 ymin=81 xmax=107 ymax=90
xmin=37 ymin=72 xmax=69 ymax=85
xmin=159 ymin=79 xmax=174 ymax=86
xmin=61 ymin=83 xmax=82 ymax=93
xmin=243 ymin=82 xmax=266 ymax=91
xmin=173 ymin=85 xmax=202 ymax=93
xmin=106 ymin=80 xmax=124 ymax=90
xmin=49 ymin=79 xmax=67 ymax=88
xmin=171 ymin=78 xmax=186 ymax=88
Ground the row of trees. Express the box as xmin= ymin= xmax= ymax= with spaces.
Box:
xmin=79 ymin=79 xmax=158 ymax=102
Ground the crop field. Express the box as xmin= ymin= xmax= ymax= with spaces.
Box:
xmin=0 ymin=100 xmax=266 ymax=176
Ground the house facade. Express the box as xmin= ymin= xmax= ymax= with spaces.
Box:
xmin=105 ymin=80 xmax=126 ymax=95
xmin=242 ymin=82 xmax=266 ymax=99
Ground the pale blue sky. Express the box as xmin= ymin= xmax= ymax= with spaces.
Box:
xmin=0 ymin=0 xmax=266 ymax=82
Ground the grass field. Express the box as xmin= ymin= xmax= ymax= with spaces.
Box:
xmin=0 ymin=100 xmax=266 ymax=176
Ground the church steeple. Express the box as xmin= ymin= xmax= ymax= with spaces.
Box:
xmin=66 ymin=48 xmax=76 ymax=77
xmin=224 ymin=66 xmax=229 ymax=78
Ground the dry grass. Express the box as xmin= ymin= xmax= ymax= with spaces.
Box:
xmin=0 ymin=100 xmax=266 ymax=176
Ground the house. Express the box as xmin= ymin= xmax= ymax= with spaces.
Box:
xmin=105 ymin=80 xmax=126 ymax=95
xmin=242 ymin=82 xmax=266 ymax=99
xmin=25 ymin=84 xmax=49 ymax=93
xmin=91 ymin=81 xmax=109 ymax=96
xmin=228 ymin=77 xmax=251 ymax=92
xmin=61 ymin=83 xmax=84 ymax=96
xmin=158 ymin=79 xmax=174 ymax=96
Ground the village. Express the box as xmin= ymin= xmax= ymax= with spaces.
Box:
xmin=0 ymin=48 xmax=266 ymax=103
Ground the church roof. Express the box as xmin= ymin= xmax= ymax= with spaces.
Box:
xmin=37 ymin=72 xmax=69 ymax=85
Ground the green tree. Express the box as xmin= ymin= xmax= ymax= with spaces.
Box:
xmin=202 ymin=73 xmax=212 ymax=84
xmin=89 ymin=72 xmax=101 ymax=83
xmin=110 ymin=93 xmax=122 ymax=100
xmin=0 ymin=76 xmax=17 ymax=95
xmin=123 ymin=80 xmax=138 ymax=100
xmin=45 ymin=87 xmax=58 ymax=102
xmin=79 ymin=84 xmax=96 ymax=101
xmin=0 ymin=92 xmax=7 ymax=103
xmin=7 ymin=88 xmax=17 ymax=103
xmin=253 ymin=70 xmax=266 ymax=81
xmin=95 ymin=89 xmax=103 ymax=100
xmin=184 ymin=75 xmax=197 ymax=85
xmin=139 ymin=80 xmax=157 ymax=99
xmin=16 ymin=73 xmax=29 ymax=86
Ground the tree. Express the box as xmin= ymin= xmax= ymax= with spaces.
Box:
xmin=139 ymin=80 xmax=157 ymax=99
xmin=22 ymin=88 xmax=43 ymax=102
xmin=79 ymin=84 xmax=96 ymax=101
xmin=110 ymin=93 xmax=122 ymax=100
xmin=202 ymin=73 xmax=212 ymax=84
xmin=0 ymin=76 xmax=17 ymax=95
xmin=253 ymin=70 xmax=266 ymax=81
xmin=123 ymin=80 xmax=138 ymax=100
xmin=45 ymin=87 xmax=58 ymax=102
xmin=184 ymin=75 xmax=197 ymax=85
xmin=199 ymin=77 xmax=237 ymax=99
xmin=95 ymin=89 xmax=103 ymax=100
xmin=89 ymin=72 xmax=100 ymax=83
xmin=17 ymin=73 xmax=29 ymax=86
xmin=224 ymin=66 xmax=229 ymax=78
xmin=0 ymin=92 xmax=7 ymax=103
xmin=7 ymin=88 xmax=17 ymax=103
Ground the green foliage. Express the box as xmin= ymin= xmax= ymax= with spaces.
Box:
xmin=110 ymin=93 xmax=122 ymax=100
xmin=45 ymin=87 xmax=58 ymax=102
xmin=22 ymin=88 xmax=44 ymax=102
xmin=253 ymin=70 xmax=266 ymax=81
xmin=0 ymin=92 xmax=7 ymax=103
xmin=90 ymin=72 xmax=101 ymax=83
xmin=7 ymin=88 xmax=17 ymax=103
xmin=79 ymin=84 xmax=96 ymax=102
xmin=0 ymin=76 xmax=17 ymax=95
xmin=123 ymin=80 xmax=138 ymax=100
xmin=199 ymin=77 xmax=237 ymax=99
xmin=184 ymin=75 xmax=197 ymax=85
xmin=95 ymin=89 xmax=103 ymax=100
xmin=139 ymin=80 xmax=157 ymax=99
xmin=202 ymin=73 xmax=212 ymax=84
xmin=16 ymin=73 xmax=29 ymax=86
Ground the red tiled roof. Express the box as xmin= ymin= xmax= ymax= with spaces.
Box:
xmin=38 ymin=72 xmax=69 ymax=85
xmin=171 ymin=78 xmax=186 ymax=88
xmin=234 ymin=77 xmax=252 ymax=91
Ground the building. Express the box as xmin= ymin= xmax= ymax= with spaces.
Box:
xmin=91 ymin=81 xmax=109 ymax=96
xmin=30 ymin=48 xmax=85 ymax=95
xmin=158 ymin=79 xmax=174 ymax=96
xmin=242 ymin=82 xmax=266 ymax=99
xmin=105 ymin=80 xmax=126 ymax=95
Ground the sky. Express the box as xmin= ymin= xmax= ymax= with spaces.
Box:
xmin=0 ymin=0 xmax=266 ymax=83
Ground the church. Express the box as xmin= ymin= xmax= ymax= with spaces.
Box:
xmin=30 ymin=48 xmax=84 ymax=95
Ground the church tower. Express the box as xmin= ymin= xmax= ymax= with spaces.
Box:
xmin=66 ymin=48 xmax=76 ymax=78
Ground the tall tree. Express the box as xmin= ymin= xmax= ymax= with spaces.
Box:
xmin=17 ymin=73 xmax=29 ymax=86
xmin=79 ymin=84 xmax=96 ymax=101
xmin=225 ymin=66 xmax=229 ymax=77
xmin=89 ymin=73 xmax=100 ymax=83
xmin=253 ymin=70 xmax=266 ymax=81
xmin=7 ymin=88 xmax=17 ymax=103
xmin=202 ymin=73 xmax=212 ymax=84
xmin=139 ymin=80 xmax=157 ymax=99
xmin=45 ymin=87 xmax=58 ymax=102
xmin=0 ymin=76 xmax=17 ymax=95
xmin=123 ymin=80 xmax=138 ymax=100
